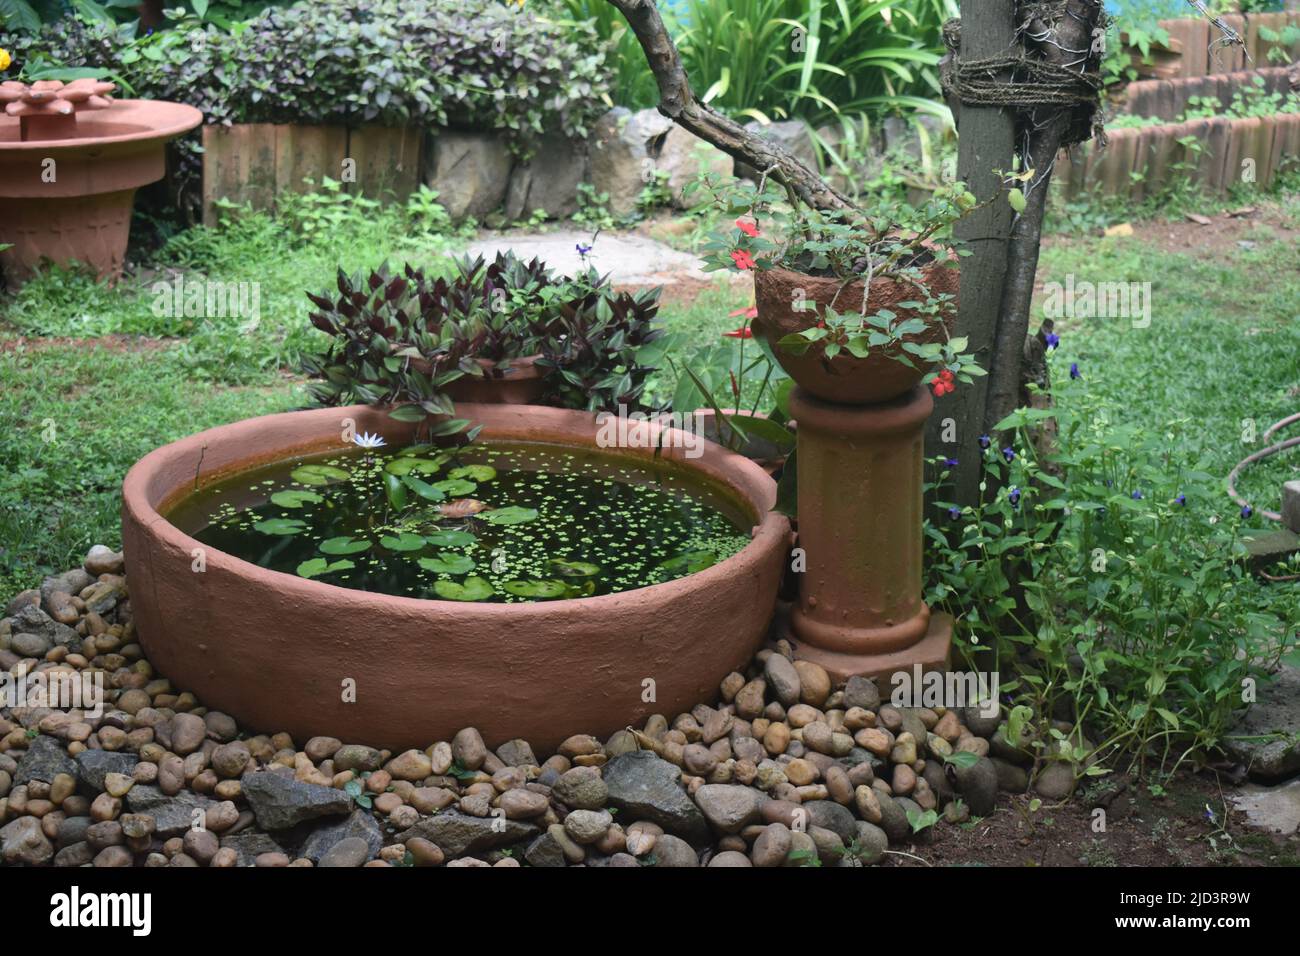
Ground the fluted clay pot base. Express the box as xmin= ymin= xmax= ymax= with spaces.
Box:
xmin=789 ymin=611 xmax=954 ymax=685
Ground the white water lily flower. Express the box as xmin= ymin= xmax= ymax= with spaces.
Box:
xmin=352 ymin=432 xmax=386 ymax=449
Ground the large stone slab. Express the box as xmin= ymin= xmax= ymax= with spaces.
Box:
xmin=124 ymin=786 xmax=218 ymax=838
xmin=589 ymin=107 xmax=674 ymax=217
xmin=1230 ymin=777 xmax=1300 ymax=835
xmin=240 ymin=770 xmax=352 ymax=831
xmin=295 ymin=810 xmax=383 ymax=863
xmin=505 ymin=134 xmax=587 ymax=221
xmin=1224 ymin=664 xmax=1300 ymax=782
xmin=462 ymin=230 xmax=728 ymax=287
xmin=425 ymin=130 xmax=513 ymax=221
xmin=15 ymin=735 xmax=77 ymax=786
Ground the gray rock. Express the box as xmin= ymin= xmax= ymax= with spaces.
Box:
xmin=84 ymin=545 xmax=124 ymax=576
xmin=876 ymin=792 xmax=910 ymax=844
xmin=1033 ymin=761 xmax=1076 ymax=800
xmin=1229 ymin=777 xmax=1300 ymax=835
xmin=647 ymin=833 xmax=698 ymax=867
xmin=495 ymin=738 xmax=538 ymax=768
xmin=991 ymin=757 xmax=1029 ymax=793
xmin=963 ymin=703 xmax=1002 ymax=737
xmin=655 ymin=124 xmax=733 ymax=208
xmin=764 ymin=653 xmax=801 ymax=707
xmin=851 ymin=820 xmax=888 ymax=865
xmin=589 ymin=107 xmax=674 ymax=217
xmin=75 ymin=750 xmax=138 ymax=792
xmin=4 ymin=589 xmax=40 ymax=617
xmin=296 ymin=810 xmax=382 ymax=863
xmin=737 ymin=119 xmax=817 ymax=180
xmin=219 ymin=831 xmax=288 ymax=867
xmin=57 ymin=816 xmax=92 ymax=849
xmin=843 ymin=675 xmax=881 ymax=711
xmin=694 ymin=784 xmax=764 ymax=834
xmin=552 ymin=766 xmax=608 ymax=810
xmin=425 ymin=130 xmax=513 ymax=221
xmin=40 ymin=569 xmax=93 ymax=607
xmin=952 ymin=756 xmax=998 ymax=817
xmin=1283 ymin=480 xmax=1300 ymax=534
xmin=124 ymin=786 xmax=218 ymax=838
xmin=1224 ymin=664 xmax=1300 ymax=783
xmin=523 ymin=830 xmax=568 ymax=867
xmin=54 ymin=841 xmax=94 ymax=867
xmin=319 ymin=836 xmax=371 ymax=868
xmin=1 ymin=816 xmax=54 ymax=865
xmin=240 ymin=770 xmax=352 ymax=830
xmin=921 ymin=758 xmax=955 ymax=803
xmin=808 ymin=824 xmax=846 ymax=865
xmin=10 ymin=631 xmax=52 ymax=658
xmin=15 ymin=734 xmax=77 ymax=786
xmin=396 ymin=810 xmax=538 ymax=859
xmin=332 ymin=744 xmax=383 ymax=773
xmin=563 ymin=808 xmax=613 ymax=844
xmin=602 ymin=751 xmax=709 ymax=844
xmin=505 ymin=133 xmax=587 ymax=220
xmin=803 ymin=800 xmax=857 ymax=845
xmin=10 ymin=604 xmax=78 ymax=648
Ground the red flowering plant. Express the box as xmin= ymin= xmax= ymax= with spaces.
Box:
xmin=688 ymin=174 xmax=990 ymax=395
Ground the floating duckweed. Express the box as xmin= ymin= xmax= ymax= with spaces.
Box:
xmin=177 ymin=441 xmax=750 ymax=602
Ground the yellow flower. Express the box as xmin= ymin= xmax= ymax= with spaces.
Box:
xmin=0 ymin=49 xmax=12 ymax=72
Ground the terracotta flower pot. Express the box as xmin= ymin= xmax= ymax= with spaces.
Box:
xmin=0 ymin=99 xmax=202 ymax=282
xmin=752 ymin=262 xmax=959 ymax=405
xmin=444 ymin=354 xmax=547 ymax=405
xmin=121 ymin=403 xmax=790 ymax=751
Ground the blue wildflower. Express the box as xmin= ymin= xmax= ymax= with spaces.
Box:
xmin=1002 ymin=447 xmax=1016 ymax=463
xmin=1175 ymin=494 xmax=1186 ymax=506
xmin=943 ymin=457 xmax=959 ymax=468
xmin=978 ymin=434 xmax=991 ymax=450
xmin=948 ymin=506 xmax=962 ymax=520
xmin=1131 ymin=490 xmax=1143 ymax=500
xmin=1241 ymin=504 xmax=1253 ymax=519
xmin=1045 ymin=332 xmax=1060 ymax=349
xmin=576 ymin=243 xmax=593 ymax=258
xmin=1070 ymin=362 xmax=1081 ymax=380
xmin=1008 ymin=486 xmax=1022 ymax=507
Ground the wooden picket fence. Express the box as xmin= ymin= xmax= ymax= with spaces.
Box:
xmin=1155 ymin=11 xmax=1300 ymax=78
xmin=1122 ymin=66 xmax=1294 ymax=120
xmin=1058 ymin=112 xmax=1300 ymax=200
xmin=201 ymin=124 xmax=422 ymax=225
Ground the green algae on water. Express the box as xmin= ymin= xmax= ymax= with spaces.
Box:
xmin=171 ymin=442 xmax=752 ymax=602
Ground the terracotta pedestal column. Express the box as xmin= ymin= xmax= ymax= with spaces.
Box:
xmin=788 ymin=383 xmax=953 ymax=682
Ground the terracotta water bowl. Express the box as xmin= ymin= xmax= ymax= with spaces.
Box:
xmin=443 ymin=354 xmax=547 ymax=405
xmin=753 ymin=262 xmax=959 ymax=405
xmin=121 ymin=403 xmax=790 ymax=751
xmin=0 ymin=81 xmax=202 ymax=282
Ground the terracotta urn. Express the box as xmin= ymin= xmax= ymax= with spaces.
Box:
xmin=0 ymin=82 xmax=201 ymax=282
xmin=753 ymin=262 xmax=957 ymax=683
xmin=752 ymin=262 xmax=959 ymax=405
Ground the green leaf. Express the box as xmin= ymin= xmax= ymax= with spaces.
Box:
xmin=424 ymin=530 xmax=478 ymax=548
xmin=481 ymin=506 xmax=539 ymax=525
xmin=657 ymin=551 xmax=717 ymax=575
xmin=943 ymin=750 xmax=981 ymax=769
xmin=433 ymin=576 xmax=495 ymax=601
xmin=448 ymin=464 xmax=497 ymax=482
xmin=401 ymin=475 xmax=445 ymax=501
xmin=1008 ymin=188 xmax=1027 ymax=213
xmin=380 ymin=532 xmax=426 ymax=552
xmin=503 ymin=579 xmax=569 ymax=599
xmin=296 ymin=557 xmax=355 ymax=579
xmin=252 ymin=518 xmax=308 ymax=536
xmin=549 ymin=559 xmax=602 ymax=577
xmin=388 ymin=404 xmax=430 ymax=422
xmin=384 ymin=473 xmax=408 ymax=510
xmin=269 ymin=490 xmax=323 ymax=509
xmin=431 ymin=478 xmax=477 ymax=497
xmin=418 ymin=553 xmax=476 ymax=574
xmin=319 ymin=536 xmax=372 ymax=555
xmin=291 ymin=464 xmax=350 ymax=486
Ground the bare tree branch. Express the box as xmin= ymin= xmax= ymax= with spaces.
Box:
xmin=604 ymin=0 xmax=855 ymax=211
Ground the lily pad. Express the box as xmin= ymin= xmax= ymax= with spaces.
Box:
xmin=481 ymin=506 xmax=539 ymax=526
xmin=657 ymin=551 xmax=717 ymax=575
xmin=448 ymin=464 xmax=497 ymax=483
xmin=550 ymin=558 xmax=602 ymax=577
xmin=424 ymin=529 xmax=478 ymax=548
xmin=432 ymin=478 xmax=477 ymax=497
xmin=385 ymin=457 xmax=446 ymax=476
xmin=503 ymin=579 xmax=569 ymax=599
xmin=253 ymin=518 xmax=308 ymax=536
xmin=291 ymin=464 xmax=350 ymax=486
xmin=384 ymin=473 xmax=408 ymax=509
xmin=401 ymin=475 xmax=445 ymax=502
xmin=296 ymin=557 xmax=355 ymax=579
xmin=433 ymin=576 xmax=495 ymax=601
xmin=319 ymin=536 xmax=372 ymax=556
xmin=269 ymin=490 xmax=323 ymax=509
xmin=417 ymin=553 xmax=477 ymax=575
xmin=380 ymin=532 xmax=426 ymax=552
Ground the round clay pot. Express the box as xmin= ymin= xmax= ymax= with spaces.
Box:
xmin=752 ymin=261 xmax=959 ymax=405
xmin=0 ymin=99 xmax=202 ymax=281
xmin=121 ymin=403 xmax=790 ymax=752
xmin=444 ymin=354 xmax=547 ymax=405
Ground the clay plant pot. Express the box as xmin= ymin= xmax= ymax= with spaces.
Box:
xmin=121 ymin=403 xmax=790 ymax=751
xmin=752 ymin=262 xmax=959 ymax=405
xmin=0 ymin=99 xmax=202 ymax=282
xmin=444 ymin=354 xmax=547 ymax=405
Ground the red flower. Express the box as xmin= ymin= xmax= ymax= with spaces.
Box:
xmin=938 ymin=368 xmax=954 ymax=382
xmin=730 ymin=249 xmax=756 ymax=270
xmin=729 ymin=305 xmax=758 ymax=320
xmin=724 ymin=326 xmax=754 ymax=339
xmin=735 ymin=218 xmax=760 ymax=238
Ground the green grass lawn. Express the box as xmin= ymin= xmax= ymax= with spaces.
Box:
xmin=2 ymin=190 xmax=1298 ymax=604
